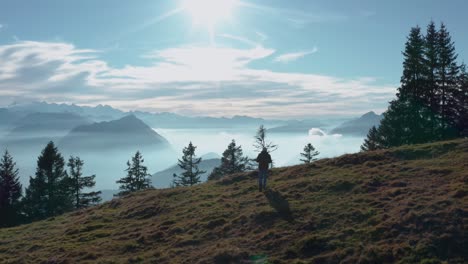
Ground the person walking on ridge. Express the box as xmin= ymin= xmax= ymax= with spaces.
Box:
xmin=256 ymin=147 xmax=272 ymax=192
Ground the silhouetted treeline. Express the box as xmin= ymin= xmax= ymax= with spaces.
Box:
xmin=0 ymin=142 xmax=100 ymax=228
xmin=362 ymin=21 xmax=468 ymax=151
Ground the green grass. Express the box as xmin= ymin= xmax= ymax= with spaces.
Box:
xmin=1 ymin=139 xmax=467 ymax=263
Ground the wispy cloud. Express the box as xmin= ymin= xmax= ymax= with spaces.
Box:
xmin=112 ymin=7 xmax=183 ymax=42
xmin=218 ymin=34 xmax=259 ymax=47
xmin=241 ymin=2 xmax=348 ymax=27
xmin=274 ymin=48 xmax=318 ymax=63
xmin=0 ymin=41 xmax=396 ymax=118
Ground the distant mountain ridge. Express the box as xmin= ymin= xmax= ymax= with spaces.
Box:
xmin=268 ymin=120 xmax=325 ymax=134
xmin=11 ymin=112 xmax=92 ymax=135
xmin=59 ymin=115 xmax=170 ymax=151
xmin=6 ymin=101 xmax=283 ymax=128
xmin=1 ymin=112 xmax=92 ymax=149
xmin=0 ymin=108 xmax=21 ymax=130
xmin=7 ymin=101 xmax=125 ymax=121
xmin=330 ymin=111 xmax=383 ymax=136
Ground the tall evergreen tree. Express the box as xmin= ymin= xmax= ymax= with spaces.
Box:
xmin=208 ymin=140 xmax=250 ymax=180
xmin=376 ymin=99 xmax=438 ymax=148
xmin=379 ymin=25 xmax=439 ymax=147
xmin=67 ymin=156 xmax=101 ymax=209
xmin=116 ymin=151 xmax=151 ymax=197
xmin=361 ymin=126 xmax=381 ymax=151
xmin=436 ymin=23 xmax=460 ymax=134
xmin=456 ymin=64 xmax=468 ymax=136
xmin=300 ymin=143 xmax=320 ymax=163
xmin=423 ymin=21 xmax=440 ymax=111
xmin=420 ymin=21 xmax=442 ymax=137
xmin=363 ymin=22 xmax=467 ymax=150
xmin=23 ymin=142 xmax=73 ymax=221
xmin=0 ymin=150 xmax=22 ymax=227
xmin=399 ymin=26 xmax=426 ymax=99
xmin=173 ymin=142 xmax=205 ymax=186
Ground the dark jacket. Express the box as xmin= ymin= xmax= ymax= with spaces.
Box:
xmin=256 ymin=151 xmax=272 ymax=171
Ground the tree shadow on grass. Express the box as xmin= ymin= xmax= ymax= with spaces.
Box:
xmin=264 ymin=189 xmax=293 ymax=222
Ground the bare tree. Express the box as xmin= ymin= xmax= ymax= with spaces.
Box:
xmin=253 ymin=125 xmax=278 ymax=152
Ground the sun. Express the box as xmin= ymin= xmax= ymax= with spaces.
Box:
xmin=182 ymin=0 xmax=239 ymax=28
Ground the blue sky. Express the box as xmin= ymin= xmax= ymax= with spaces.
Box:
xmin=0 ymin=0 xmax=467 ymax=118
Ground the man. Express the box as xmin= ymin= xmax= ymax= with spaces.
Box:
xmin=255 ymin=147 xmax=272 ymax=192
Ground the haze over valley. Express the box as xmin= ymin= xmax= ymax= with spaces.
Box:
xmin=0 ymin=102 xmax=379 ymax=192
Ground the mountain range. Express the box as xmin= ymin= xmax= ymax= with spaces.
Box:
xmin=3 ymin=101 xmax=383 ymax=136
xmin=7 ymin=101 xmax=124 ymax=121
xmin=268 ymin=120 xmax=325 ymax=134
xmin=5 ymin=101 xmax=281 ymax=129
xmin=1 ymin=112 xmax=92 ymax=150
xmin=330 ymin=111 xmax=383 ymax=136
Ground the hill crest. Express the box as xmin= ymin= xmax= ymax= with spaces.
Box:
xmin=0 ymin=139 xmax=466 ymax=263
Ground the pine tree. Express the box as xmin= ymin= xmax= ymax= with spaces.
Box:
xmin=386 ymin=25 xmax=438 ymax=147
xmin=208 ymin=140 xmax=250 ymax=180
xmin=376 ymin=98 xmax=438 ymax=148
xmin=361 ymin=126 xmax=381 ymax=151
xmin=456 ymin=64 xmax=468 ymax=136
xmin=399 ymin=26 xmax=426 ymax=100
xmin=300 ymin=143 xmax=320 ymax=163
xmin=173 ymin=142 xmax=205 ymax=186
xmin=420 ymin=21 xmax=442 ymax=138
xmin=23 ymin=142 xmax=73 ymax=221
xmin=67 ymin=156 xmax=101 ymax=209
xmin=0 ymin=150 xmax=22 ymax=227
xmin=116 ymin=151 xmax=151 ymax=197
xmin=253 ymin=125 xmax=277 ymax=152
xmin=436 ymin=23 xmax=459 ymax=135
xmin=423 ymin=21 xmax=439 ymax=110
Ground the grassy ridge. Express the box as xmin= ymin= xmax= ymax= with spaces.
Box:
xmin=0 ymin=139 xmax=467 ymax=263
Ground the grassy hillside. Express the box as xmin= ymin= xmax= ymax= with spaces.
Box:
xmin=1 ymin=139 xmax=467 ymax=263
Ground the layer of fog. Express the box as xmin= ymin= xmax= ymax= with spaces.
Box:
xmin=5 ymin=141 xmax=177 ymax=191
xmin=156 ymin=127 xmax=364 ymax=169
xmin=3 ymin=127 xmax=364 ymax=191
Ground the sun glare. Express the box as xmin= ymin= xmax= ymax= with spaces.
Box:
xmin=182 ymin=0 xmax=238 ymax=28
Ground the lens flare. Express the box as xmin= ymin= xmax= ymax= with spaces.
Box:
xmin=182 ymin=0 xmax=238 ymax=28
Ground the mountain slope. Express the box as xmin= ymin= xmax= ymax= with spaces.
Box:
xmin=1 ymin=112 xmax=92 ymax=149
xmin=0 ymin=139 xmax=466 ymax=263
xmin=9 ymin=112 xmax=92 ymax=135
xmin=330 ymin=111 xmax=383 ymax=136
xmin=268 ymin=120 xmax=324 ymax=134
xmin=0 ymin=108 xmax=22 ymax=131
xmin=59 ymin=115 xmax=170 ymax=151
